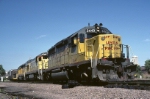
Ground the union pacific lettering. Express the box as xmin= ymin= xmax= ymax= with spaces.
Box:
xmin=106 ymin=41 xmax=118 ymax=44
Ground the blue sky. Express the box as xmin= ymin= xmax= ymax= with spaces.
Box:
xmin=0 ymin=0 xmax=150 ymax=71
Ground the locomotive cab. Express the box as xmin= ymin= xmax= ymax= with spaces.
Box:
xmin=8 ymin=69 xmax=18 ymax=81
xmin=37 ymin=52 xmax=48 ymax=80
xmin=17 ymin=63 xmax=26 ymax=80
xmin=83 ymin=23 xmax=136 ymax=81
xmin=37 ymin=54 xmax=48 ymax=70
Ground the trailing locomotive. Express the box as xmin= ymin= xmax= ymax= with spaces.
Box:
xmin=17 ymin=52 xmax=48 ymax=81
xmin=8 ymin=69 xmax=18 ymax=81
xmin=9 ymin=23 xmax=137 ymax=84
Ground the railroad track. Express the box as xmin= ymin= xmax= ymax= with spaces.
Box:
xmin=105 ymin=80 xmax=150 ymax=90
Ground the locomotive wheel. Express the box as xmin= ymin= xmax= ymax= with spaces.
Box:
xmin=43 ymin=73 xmax=46 ymax=81
xmin=26 ymin=75 xmax=29 ymax=81
xmin=118 ymin=66 xmax=123 ymax=72
xmin=117 ymin=66 xmax=124 ymax=79
xmin=45 ymin=73 xmax=51 ymax=81
xmin=34 ymin=74 xmax=38 ymax=81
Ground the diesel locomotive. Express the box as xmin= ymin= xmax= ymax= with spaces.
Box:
xmin=9 ymin=23 xmax=137 ymax=84
xmin=46 ymin=23 xmax=136 ymax=83
xmin=8 ymin=69 xmax=17 ymax=81
xmin=17 ymin=52 xmax=48 ymax=81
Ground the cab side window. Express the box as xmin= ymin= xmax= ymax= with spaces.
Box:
xmin=71 ymin=35 xmax=78 ymax=53
xmin=39 ymin=57 xmax=41 ymax=61
xmin=79 ymin=33 xmax=85 ymax=43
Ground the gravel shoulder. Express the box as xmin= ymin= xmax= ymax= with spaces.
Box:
xmin=0 ymin=82 xmax=150 ymax=99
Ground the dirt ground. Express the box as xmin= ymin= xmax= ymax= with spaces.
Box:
xmin=0 ymin=82 xmax=150 ymax=99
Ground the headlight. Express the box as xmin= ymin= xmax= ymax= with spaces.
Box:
xmin=101 ymin=37 xmax=105 ymax=41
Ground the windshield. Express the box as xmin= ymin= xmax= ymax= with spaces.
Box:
xmin=87 ymin=33 xmax=98 ymax=38
xmin=100 ymin=27 xmax=112 ymax=34
xmin=43 ymin=55 xmax=47 ymax=59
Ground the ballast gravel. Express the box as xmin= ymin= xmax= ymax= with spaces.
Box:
xmin=0 ymin=82 xmax=150 ymax=99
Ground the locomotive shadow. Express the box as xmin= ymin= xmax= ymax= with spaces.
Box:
xmin=62 ymin=80 xmax=108 ymax=89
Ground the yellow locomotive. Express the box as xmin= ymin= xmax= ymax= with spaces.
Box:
xmin=46 ymin=23 xmax=137 ymax=82
xmin=10 ymin=23 xmax=136 ymax=84
xmin=17 ymin=52 xmax=48 ymax=80
xmin=8 ymin=69 xmax=18 ymax=81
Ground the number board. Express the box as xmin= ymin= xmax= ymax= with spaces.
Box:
xmin=86 ymin=28 xmax=96 ymax=33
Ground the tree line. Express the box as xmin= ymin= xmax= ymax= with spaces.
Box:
xmin=136 ymin=59 xmax=150 ymax=73
xmin=145 ymin=59 xmax=150 ymax=73
xmin=0 ymin=64 xmax=5 ymax=76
